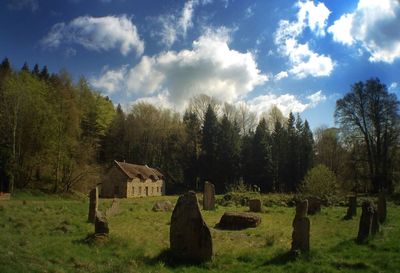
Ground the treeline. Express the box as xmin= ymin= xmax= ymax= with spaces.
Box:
xmin=0 ymin=58 xmax=115 ymax=193
xmin=1 ymin=57 xmax=399 ymax=194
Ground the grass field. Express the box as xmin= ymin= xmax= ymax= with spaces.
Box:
xmin=0 ymin=192 xmax=399 ymax=273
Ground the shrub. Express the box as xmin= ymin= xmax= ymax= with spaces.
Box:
xmin=299 ymin=164 xmax=340 ymax=202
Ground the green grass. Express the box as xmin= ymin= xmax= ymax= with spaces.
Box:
xmin=0 ymin=193 xmax=399 ymax=273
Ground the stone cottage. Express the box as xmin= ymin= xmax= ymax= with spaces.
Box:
xmin=101 ymin=160 xmax=165 ymax=198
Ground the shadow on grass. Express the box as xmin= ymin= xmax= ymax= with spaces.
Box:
xmin=263 ymin=251 xmax=297 ymax=265
xmin=143 ymin=248 xmax=210 ymax=268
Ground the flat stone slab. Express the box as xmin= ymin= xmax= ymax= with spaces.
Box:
xmin=217 ymin=212 xmax=261 ymax=230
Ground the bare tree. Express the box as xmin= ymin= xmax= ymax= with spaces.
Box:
xmin=335 ymin=78 xmax=400 ymax=192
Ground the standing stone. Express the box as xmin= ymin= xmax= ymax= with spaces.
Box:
xmin=357 ymin=201 xmax=378 ymax=243
xmin=105 ymin=198 xmax=120 ymax=217
xmin=88 ymin=187 xmax=98 ymax=223
xmin=307 ymin=197 xmax=322 ymax=215
xmin=291 ymin=200 xmax=310 ymax=253
xmin=203 ymin=181 xmax=215 ymax=211
xmin=377 ymin=192 xmax=387 ymax=224
xmin=249 ymin=199 xmax=262 ymax=212
xmin=170 ymin=191 xmax=213 ymax=263
xmin=95 ymin=211 xmax=109 ymax=235
xmin=344 ymin=196 xmax=357 ymax=220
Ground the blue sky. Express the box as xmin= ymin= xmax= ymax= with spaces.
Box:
xmin=1 ymin=0 xmax=399 ymax=129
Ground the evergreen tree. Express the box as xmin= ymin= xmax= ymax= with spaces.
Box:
xmin=40 ymin=65 xmax=49 ymax=81
xmin=21 ymin=62 xmax=29 ymax=73
xmin=182 ymin=111 xmax=201 ymax=190
xmin=271 ymin=119 xmax=287 ymax=191
xmin=200 ymin=105 xmax=220 ymax=191
xmin=32 ymin=64 xmax=40 ymax=78
xmin=216 ymin=115 xmax=241 ymax=191
xmin=247 ymin=118 xmax=273 ymax=192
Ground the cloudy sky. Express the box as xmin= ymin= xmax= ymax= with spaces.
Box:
xmin=1 ymin=0 xmax=400 ymax=128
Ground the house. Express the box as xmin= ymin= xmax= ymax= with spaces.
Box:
xmin=101 ymin=160 xmax=165 ymax=198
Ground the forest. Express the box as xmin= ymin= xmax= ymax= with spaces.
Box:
xmin=0 ymin=57 xmax=399 ymax=196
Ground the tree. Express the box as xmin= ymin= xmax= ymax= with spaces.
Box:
xmin=200 ymin=105 xmax=220 ymax=191
xmin=182 ymin=110 xmax=201 ymax=190
xmin=300 ymin=164 xmax=338 ymax=201
xmin=216 ymin=115 xmax=241 ymax=190
xmin=335 ymin=78 xmax=400 ymax=192
xmin=246 ymin=118 xmax=273 ymax=192
xmin=314 ymin=126 xmax=345 ymax=175
xmin=32 ymin=64 xmax=40 ymax=78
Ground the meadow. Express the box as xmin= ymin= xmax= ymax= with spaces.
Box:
xmin=0 ymin=192 xmax=399 ymax=273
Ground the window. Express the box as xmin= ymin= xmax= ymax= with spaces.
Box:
xmin=139 ymin=186 xmax=142 ymax=195
xmin=132 ymin=186 xmax=135 ymax=195
xmin=157 ymin=187 xmax=159 ymax=193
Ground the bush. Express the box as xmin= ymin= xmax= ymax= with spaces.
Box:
xmin=299 ymin=164 xmax=340 ymax=203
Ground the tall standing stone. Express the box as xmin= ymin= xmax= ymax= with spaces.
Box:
xmin=291 ymin=200 xmax=310 ymax=253
xmin=170 ymin=191 xmax=213 ymax=263
xmin=357 ymin=201 xmax=379 ymax=244
xmin=344 ymin=196 xmax=357 ymax=220
xmin=203 ymin=181 xmax=215 ymax=211
xmin=88 ymin=187 xmax=98 ymax=223
xmin=377 ymin=192 xmax=387 ymax=224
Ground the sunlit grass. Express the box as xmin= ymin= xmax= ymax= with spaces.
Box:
xmin=0 ymin=193 xmax=399 ymax=272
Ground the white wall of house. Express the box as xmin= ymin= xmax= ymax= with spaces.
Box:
xmin=127 ymin=178 xmax=164 ymax=197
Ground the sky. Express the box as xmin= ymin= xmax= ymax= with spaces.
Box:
xmin=1 ymin=0 xmax=400 ymax=129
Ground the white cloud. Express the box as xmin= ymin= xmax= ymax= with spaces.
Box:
xmin=244 ymin=4 xmax=256 ymax=19
xmin=327 ymin=13 xmax=354 ymax=45
xmin=90 ymin=65 xmax=128 ymax=94
xmin=307 ymin=90 xmax=326 ymax=106
xmin=274 ymin=0 xmax=335 ymax=79
xmin=41 ymin=15 xmax=144 ymax=56
xmin=245 ymin=90 xmax=326 ymax=116
xmin=91 ymin=27 xmax=267 ymax=110
xmin=154 ymin=0 xmax=212 ymax=47
xmin=328 ymin=0 xmax=400 ymax=63
xmin=274 ymin=71 xmax=288 ymax=81
xmin=297 ymin=0 xmax=331 ymax=36
xmin=389 ymin=82 xmax=398 ymax=93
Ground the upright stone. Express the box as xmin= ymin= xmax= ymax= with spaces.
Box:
xmin=291 ymin=200 xmax=310 ymax=253
xmin=377 ymin=192 xmax=387 ymax=224
xmin=249 ymin=199 xmax=262 ymax=212
xmin=88 ymin=187 xmax=98 ymax=223
xmin=344 ymin=196 xmax=357 ymax=220
xmin=307 ymin=197 xmax=322 ymax=215
xmin=357 ymin=201 xmax=378 ymax=243
xmin=105 ymin=198 xmax=120 ymax=217
xmin=203 ymin=181 xmax=215 ymax=211
xmin=170 ymin=191 xmax=213 ymax=263
xmin=95 ymin=211 xmax=109 ymax=235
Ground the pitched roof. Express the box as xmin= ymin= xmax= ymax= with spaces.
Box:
xmin=114 ymin=160 xmax=165 ymax=181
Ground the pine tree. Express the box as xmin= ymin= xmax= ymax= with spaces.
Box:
xmin=182 ymin=111 xmax=201 ymax=190
xmin=216 ymin=115 xmax=241 ymax=191
xmin=32 ymin=64 xmax=40 ymax=78
xmin=247 ymin=118 xmax=273 ymax=192
xmin=200 ymin=104 xmax=220 ymax=191
xmin=40 ymin=65 xmax=49 ymax=81
xmin=21 ymin=62 xmax=29 ymax=73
